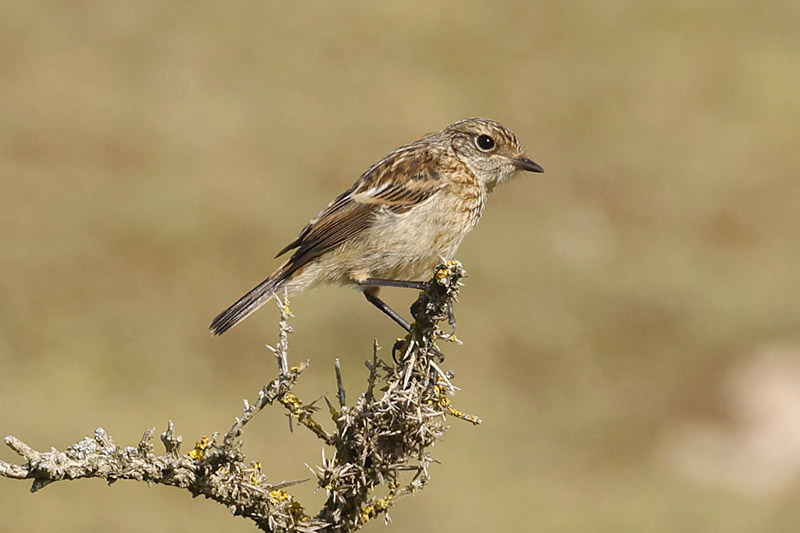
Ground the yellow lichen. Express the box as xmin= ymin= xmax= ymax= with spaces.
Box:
xmin=188 ymin=436 xmax=211 ymax=460
xmin=269 ymin=489 xmax=291 ymax=502
xmin=281 ymin=393 xmax=302 ymax=408
xmin=360 ymin=504 xmax=375 ymax=522
xmin=250 ymin=461 xmax=263 ymax=484
xmin=446 ymin=405 xmax=482 ymax=425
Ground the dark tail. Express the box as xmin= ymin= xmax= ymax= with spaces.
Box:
xmin=209 ymin=273 xmax=287 ymax=335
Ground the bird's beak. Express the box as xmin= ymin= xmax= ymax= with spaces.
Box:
xmin=512 ymin=157 xmax=544 ymax=173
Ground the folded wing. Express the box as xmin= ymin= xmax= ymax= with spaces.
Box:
xmin=277 ymin=148 xmax=445 ymax=276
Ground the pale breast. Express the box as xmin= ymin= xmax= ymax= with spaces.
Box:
xmin=348 ymin=186 xmax=486 ymax=281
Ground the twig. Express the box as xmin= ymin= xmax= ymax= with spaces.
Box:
xmin=335 ymin=359 xmax=346 ymax=408
xmin=1 ymin=260 xmax=480 ymax=532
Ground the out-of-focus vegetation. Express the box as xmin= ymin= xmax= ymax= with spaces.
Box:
xmin=1 ymin=2 xmax=799 ymax=531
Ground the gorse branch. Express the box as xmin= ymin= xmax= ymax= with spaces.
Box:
xmin=0 ymin=261 xmax=480 ymax=532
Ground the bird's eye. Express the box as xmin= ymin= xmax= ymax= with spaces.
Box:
xmin=476 ymin=134 xmax=495 ymax=151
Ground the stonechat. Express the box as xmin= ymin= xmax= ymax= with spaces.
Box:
xmin=210 ymin=117 xmax=543 ymax=335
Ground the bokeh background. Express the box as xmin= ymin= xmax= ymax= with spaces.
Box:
xmin=2 ymin=1 xmax=799 ymax=531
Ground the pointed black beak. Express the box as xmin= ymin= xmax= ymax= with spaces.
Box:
xmin=512 ymin=157 xmax=544 ymax=173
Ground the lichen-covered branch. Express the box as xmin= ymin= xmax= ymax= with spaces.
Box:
xmin=1 ymin=261 xmax=480 ymax=532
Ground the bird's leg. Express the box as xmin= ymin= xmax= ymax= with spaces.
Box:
xmin=359 ymin=279 xmax=425 ymax=330
xmin=362 ymin=288 xmax=412 ymax=332
xmin=361 ymin=283 xmax=447 ymax=364
xmin=392 ymin=338 xmax=408 ymax=365
xmin=360 ymin=276 xmax=458 ymax=335
xmin=445 ymin=301 xmax=457 ymax=336
xmin=359 ymin=278 xmax=428 ymax=291
xmin=358 ymin=278 xmax=428 ymax=329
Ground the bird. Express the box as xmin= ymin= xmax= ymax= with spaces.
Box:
xmin=209 ymin=117 xmax=543 ymax=335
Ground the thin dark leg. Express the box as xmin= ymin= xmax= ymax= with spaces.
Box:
xmin=392 ymin=339 xmax=407 ymax=365
xmin=359 ymin=278 xmax=428 ymax=291
xmin=447 ymin=302 xmax=457 ymax=333
xmin=363 ymin=290 xmax=411 ymax=332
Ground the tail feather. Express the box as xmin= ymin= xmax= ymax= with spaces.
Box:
xmin=209 ymin=275 xmax=285 ymax=335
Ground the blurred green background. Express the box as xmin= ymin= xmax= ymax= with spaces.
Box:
xmin=2 ymin=1 xmax=799 ymax=531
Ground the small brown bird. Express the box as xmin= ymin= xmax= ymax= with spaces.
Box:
xmin=209 ymin=117 xmax=543 ymax=335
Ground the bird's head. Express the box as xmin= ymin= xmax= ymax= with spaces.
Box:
xmin=446 ymin=117 xmax=543 ymax=192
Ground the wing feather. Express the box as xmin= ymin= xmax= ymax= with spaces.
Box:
xmin=276 ymin=146 xmax=445 ymax=276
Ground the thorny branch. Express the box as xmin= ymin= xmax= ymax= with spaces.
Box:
xmin=0 ymin=261 xmax=480 ymax=532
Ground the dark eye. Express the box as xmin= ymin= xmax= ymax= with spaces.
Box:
xmin=476 ymin=134 xmax=495 ymax=151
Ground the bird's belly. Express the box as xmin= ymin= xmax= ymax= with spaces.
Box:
xmin=345 ymin=195 xmax=483 ymax=282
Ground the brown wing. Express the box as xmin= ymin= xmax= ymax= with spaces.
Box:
xmin=276 ymin=146 xmax=445 ymax=276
